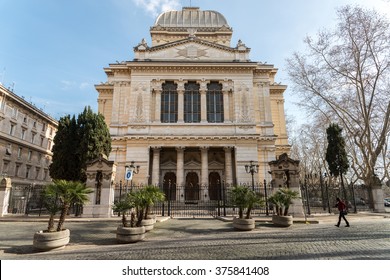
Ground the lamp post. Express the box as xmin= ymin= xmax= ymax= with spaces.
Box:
xmin=245 ymin=161 xmax=259 ymax=191
xmin=264 ymin=179 xmax=269 ymax=216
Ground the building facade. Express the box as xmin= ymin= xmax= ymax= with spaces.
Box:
xmin=0 ymin=83 xmax=57 ymax=213
xmin=96 ymin=7 xmax=290 ymax=196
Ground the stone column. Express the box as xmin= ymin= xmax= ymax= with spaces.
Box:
xmin=151 ymin=79 xmax=162 ymax=123
xmin=222 ymin=80 xmax=233 ymax=123
xmin=372 ymin=176 xmax=385 ymax=213
xmin=152 ymin=147 xmax=161 ymax=185
xmin=200 ymin=146 xmax=209 ymax=186
xmin=0 ymin=178 xmax=11 ymax=217
xmin=177 ymin=81 xmax=185 ymax=123
xmin=176 ymin=147 xmax=185 ymax=201
xmin=154 ymin=89 xmax=162 ymax=122
xmin=200 ymin=81 xmax=208 ymax=123
xmin=224 ymin=146 xmax=234 ymax=185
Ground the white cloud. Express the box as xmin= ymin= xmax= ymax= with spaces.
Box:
xmin=79 ymin=82 xmax=90 ymax=90
xmin=132 ymin=0 xmax=181 ymax=17
xmin=60 ymin=80 xmax=91 ymax=91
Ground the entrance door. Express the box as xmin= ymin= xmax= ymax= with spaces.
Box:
xmin=163 ymin=172 xmax=176 ymax=200
xmin=185 ymin=172 xmax=199 ymax=200
xmin=208 ymin=172 xmax=221 ymax=200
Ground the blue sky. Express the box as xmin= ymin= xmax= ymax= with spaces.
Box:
xmin=1 ymin=0 xmax=389 ymax=121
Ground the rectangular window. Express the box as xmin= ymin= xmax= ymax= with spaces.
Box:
xmin=184 ymin=82 xmax=201 ymax=123
xmin=2 ymin=161 xmax=9 ymax=175
xmin=15 ymin=165 xmax=20 ymax=177
xmin=28 ymin=150 xmax=32 ymax=161
xmin=161 ymin=82 xmax=178 ymax=123
xmin=207 ymin=82 xmax=224 ymax=123
xmin=17 ymin=147 xmax=22 ymax=159
xmin=26 ymin=166 xmax=31 ymax=179
xmin=9 ymin=123 xmax=15 ymax=135
xmin=35 ymin=167 xmax=40 ymax=179
xmin=31 ymin=132 xmax=36 ymax=144
xmin=21 ymin=129 xmax=26 ymax=140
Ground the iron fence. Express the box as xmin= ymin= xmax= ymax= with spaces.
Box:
xmin=300 ymin=180 xmax=372 ymax=215
xmin=114 ymin=183 xmax=275 ymax=218
xmin=8 ymin=184 xmax=46 ymax=215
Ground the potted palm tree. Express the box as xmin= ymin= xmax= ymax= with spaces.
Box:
xmin=230 ymin=185 xmax=264 ymax=231
xmin=112 ymin=191 xmax=146 ymax=243
xmin=268 ymin=187 xmax=300 ymax=227
xmin=33 ymin=180 xmax=92 ymax=251
xmin=136 ymin=185 xmax=165 ymax=231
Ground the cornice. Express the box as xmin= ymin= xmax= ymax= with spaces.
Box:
xmin=128 ymin=64 xmax=255 ymax=74
xmin=111 ymin=135 xmax=277 ymax=142
xmin=143 ymin=37 xmax=242 ymax=54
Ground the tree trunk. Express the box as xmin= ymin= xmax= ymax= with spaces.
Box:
xmin=57 ymin=204 xmax=69 ymax=232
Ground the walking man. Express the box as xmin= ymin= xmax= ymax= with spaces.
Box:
xmin=335 ymin=197 xmax=350 ymax=227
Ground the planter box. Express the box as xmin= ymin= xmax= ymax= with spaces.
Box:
xmin=272 ymin=215 xmax=293 ymax=227
xmin=116 ymin=226 xmax=145 ymax=243
xmin=232 ymin=217 xmax=255 ymax=231
xmin=33 ymin=229 xmax=70 ymax=251
xmin=140 ymin=218 xmax=155 ymax=232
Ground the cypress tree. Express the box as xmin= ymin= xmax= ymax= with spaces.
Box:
xmin=77 ymin=106 xmax=112 ymax=181
xmin=325 ymin=123 xmax=349 ymax=198
xmin=49 ymin=106 xmax=111 ymax=182
xmin=49 ymin=115 xmax=81 ymax=180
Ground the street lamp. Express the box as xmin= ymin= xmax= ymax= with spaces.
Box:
xmin=245 ymin=161 xmax=259 ymax=191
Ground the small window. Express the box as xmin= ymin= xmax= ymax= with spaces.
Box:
xmin=26 ymin=166 xmax=31 ymax=179
xmin=35 ymin=167 xmax=40 ymax=179
xmin=15 ymin=165 xmax=20 ymax=177
xmin=9 ymin=124 xmax=15 ymax=135
xmin=17 ymin=147 xmax=22 ymax=159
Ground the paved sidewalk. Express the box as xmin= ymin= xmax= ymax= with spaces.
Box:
xmin=0 ymin=212 xmax=389 ymax=260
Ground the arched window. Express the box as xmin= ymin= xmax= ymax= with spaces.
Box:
xmin=161 ymin=82 xmax=178 ymax=123
xmin=207 ymin=82 xmax=224 ymax=123
xmin=184 ymin=82 xmax=200 ymax=123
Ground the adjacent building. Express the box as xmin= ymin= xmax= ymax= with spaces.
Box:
xmin=0 ymin=83 xmax=57 ymax=213
xmin=96 ymin=7 xmax=290 ymax=196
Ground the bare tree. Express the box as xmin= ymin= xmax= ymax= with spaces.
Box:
xmin=286 ymin=5 xmax=390 ymax=188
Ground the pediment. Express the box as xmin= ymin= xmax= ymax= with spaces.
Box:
xmin=86 ymin=155 xmax=116 ymax=172
xmin=184 ymin=160 xmax=201 ymax=168
xmin=134 ymin=38 xmax=249 ymax=61
xmin=161 ymin=160 xmax=177 ymax=169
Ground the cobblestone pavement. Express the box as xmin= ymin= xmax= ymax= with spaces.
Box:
xmin=0 ymin=213 xmax=389 ymax=260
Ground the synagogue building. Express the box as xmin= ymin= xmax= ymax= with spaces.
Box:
xmin=95 ymin=7 xmax=290 ymax=197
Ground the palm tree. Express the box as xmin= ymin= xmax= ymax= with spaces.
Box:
xmin=142 ymin=185 xmax=165 ymax=220
xmin=230 ymin=185 xmax=264 ymax=219
xmin=43 ymin=180 xmax=92 ymax=231
xmin=112 ymin=195 xmax=135 ymax=227
xmin=41 ymin=185 xmax=60 ymax=232
xmin=268 ymin=187 xmax=300 ymax=216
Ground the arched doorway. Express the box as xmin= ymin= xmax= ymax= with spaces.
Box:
xmin=208 ymin=172 xmax=221 ymax=200
xmin=185 ymin=172 xmax=199 ymax=200
xmin=163 ymin=172 xmax=176 ymax=200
